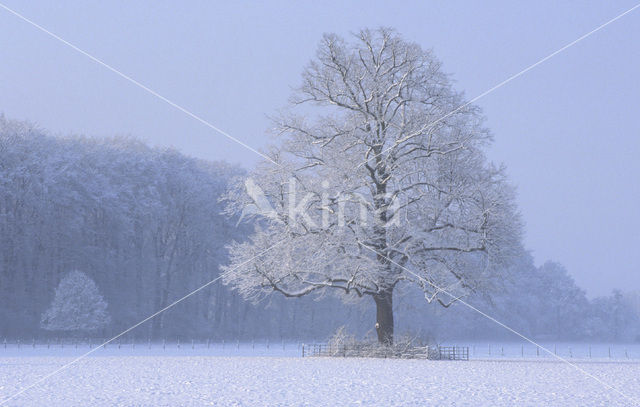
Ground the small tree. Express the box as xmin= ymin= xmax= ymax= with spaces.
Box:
xmin=41 ymin=270 xmax=111 ymax=334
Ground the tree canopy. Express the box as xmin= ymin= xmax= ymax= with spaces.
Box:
xmin=224 ymin=28 xmax=522 ymax=343
xmin=41 ymin=271 xmax=111 ymax=332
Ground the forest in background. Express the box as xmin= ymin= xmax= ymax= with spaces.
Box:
xmin=1 ymin=116 xmax=638 ymax=342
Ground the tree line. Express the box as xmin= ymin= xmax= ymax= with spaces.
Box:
xmin=0 ymin=115 xmax=637 ymax=342
xmin=0 ymin=116 xmax=364 ymax=340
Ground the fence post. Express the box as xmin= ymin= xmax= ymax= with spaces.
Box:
xmin=609 ymin=347 xmax=611 ymax=359
xmin=177 ymin=338 xmax=181 ymax=349
xmin=569 ymin=347 xmax=572 ymax=358
xmin=302 ymin=344 xmax=305 ymax=357
xmin=192 ymin=339 xmax=194 ymax=350
xmin=163 ymin=338 xmax=166 ymax=350
xmin=589 ymin=345 xmax=591 ymax=358
xmin=536 ymin=346 xmax=539 ymax=357
xmin=521 ymin=345 xmax=524 ymax=358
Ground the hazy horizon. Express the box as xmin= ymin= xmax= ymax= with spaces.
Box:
xmin=1 ymin=1 xmax=639 ymax=296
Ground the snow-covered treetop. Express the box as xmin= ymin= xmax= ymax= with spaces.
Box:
xmin=41 ymin=270 xmax=111 ymax=332
xmin=223 ymin=28 xmax=522 ymax=308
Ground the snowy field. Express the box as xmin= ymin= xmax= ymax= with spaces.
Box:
xmin=2 ymin=341 xmax=640 ymax=360
xmin=1 ymin=349 xmax=640 ymax=406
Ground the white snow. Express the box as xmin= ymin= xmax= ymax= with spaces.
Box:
xmin=1 ymin=355 xmax=639 ymax=406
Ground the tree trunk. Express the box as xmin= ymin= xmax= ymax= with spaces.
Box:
xmin=374 ymin=289 xmax=394 ymax=345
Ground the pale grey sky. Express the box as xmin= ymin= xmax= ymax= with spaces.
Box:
xmin=1 ymin=1 xmax=638 ymax=296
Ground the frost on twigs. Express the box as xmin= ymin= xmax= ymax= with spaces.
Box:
xmin=223 ymin=27 xmax=522 ymax=343
xmin=328 ymin=325 xmax=358 ymax=351
xmin=320 ymin=327 xmax=431 ymax=359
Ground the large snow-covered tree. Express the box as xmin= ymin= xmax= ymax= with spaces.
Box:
xmin=41 ymin=270 xmax=111 ymax=333
xmin=223 ymin=28 xmax=522 ymax=344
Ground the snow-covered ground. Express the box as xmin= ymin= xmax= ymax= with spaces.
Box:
xmin=1 ymin=354 xmax=639 ymax=406
xmin=0 ymin=341 xmax=303 ymax=358
xmin=462 ymin=342 xmax=640 ymax=361
xmin=2 ymin=341 xmax=639 ymax=360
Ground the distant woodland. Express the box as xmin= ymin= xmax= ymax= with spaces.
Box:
xmin=1 ymin=116 xmax=638 ymax=342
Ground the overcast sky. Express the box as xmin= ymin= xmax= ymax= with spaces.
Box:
xmin=1 ymin=1 xmax=638 ymax=297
